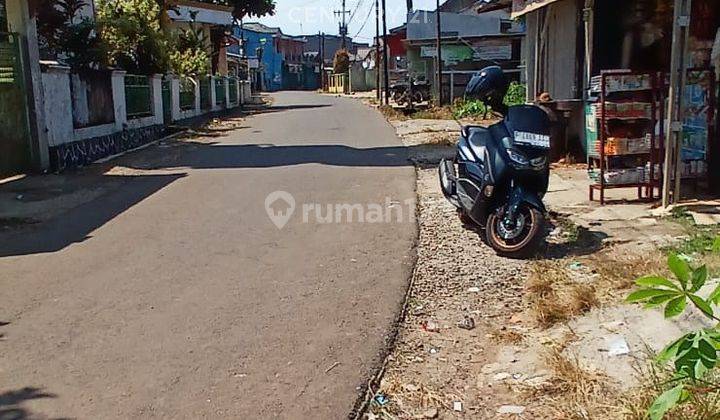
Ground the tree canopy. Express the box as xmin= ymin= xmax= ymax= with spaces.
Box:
xmin=229 ymin=0 xmax=275 ymax=20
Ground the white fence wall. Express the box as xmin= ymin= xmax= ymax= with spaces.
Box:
xmin=40 ymin=65 xmax=252 ymax=148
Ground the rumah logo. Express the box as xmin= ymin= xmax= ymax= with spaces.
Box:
xmin=265 ymin=191 xmax=296 ymax=230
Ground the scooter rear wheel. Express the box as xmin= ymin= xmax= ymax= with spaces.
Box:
xmin=486 ymin=206 xmax=544 ymax=259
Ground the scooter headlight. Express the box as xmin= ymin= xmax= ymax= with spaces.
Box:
xmin=506 ymin=149 xmax=529 ymax=166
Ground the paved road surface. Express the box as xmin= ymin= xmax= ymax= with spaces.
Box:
xmin=0 ymin=92 xmax=416 ymax=419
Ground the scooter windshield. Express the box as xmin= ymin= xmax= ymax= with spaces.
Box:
xmin=503 ymin=106 xmax=552 ymax=149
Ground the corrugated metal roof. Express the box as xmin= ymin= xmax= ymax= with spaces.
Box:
xmin=510 ymin=0 xmax=565 ymax=18
xmin=242 ymin=22 xmax=282 ymax=35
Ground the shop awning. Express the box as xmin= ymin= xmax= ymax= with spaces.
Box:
xmin=511 ymin=0 xmax=565 ymax=18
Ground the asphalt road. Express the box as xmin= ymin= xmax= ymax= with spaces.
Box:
xmin=0 ymin=92 xmax=417 ymax=419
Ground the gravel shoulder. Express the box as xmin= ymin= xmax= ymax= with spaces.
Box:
xmin=360 ymin=103 xmax=711 ymax=419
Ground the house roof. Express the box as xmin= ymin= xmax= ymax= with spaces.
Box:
xmin=475 ymin=0 xmax=512 ymax=13
xmin=243 ymin=22 xmax=282 ymax=35
xmin=407 ymin=10 xmax=506 ymax=41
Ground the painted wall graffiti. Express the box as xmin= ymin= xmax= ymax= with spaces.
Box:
xmin=50 ymin=125 xmax=166 ymax=172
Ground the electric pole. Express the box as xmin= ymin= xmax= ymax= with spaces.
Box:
xmin=381 ymin=0 xmax=390 ymax=105
xmin=436 ymin=0 xmax=443 ymax=106
xmin=375 ymin=0 xmax=381 ymax=101
xmin=335 ymin=0 xmax=351 ymax=50
xmin=318 ymin=32 xmax=325 ymax=90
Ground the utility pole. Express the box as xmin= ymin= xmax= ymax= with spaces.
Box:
xmin=335 ymin=0 xmax=351 ymax=50
xmin=320 ymin=32 xmax=326 ymax=90
xmin=381 ymin=0 xmax=390 ymax=105
xmin=436 ymin=0 xmax=443 ymax=106
xmin=375 ymin=0 xmax=381 ymax=101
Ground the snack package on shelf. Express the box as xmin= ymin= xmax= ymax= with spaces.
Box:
xmin=680 ymin=160 xmax=707 ymax=178
xmin=604 ymin=74 xmax=652 ymax=93
xmin=644 ymin=163 xmax=662 ymax=182
xmin=588 ymin=167 xmax=645 ymax=185
xmin=626 ymin=135 xmax=651 ymax=154
xmin=602 ymin=136 xmax=650 ymax=155
xmin=597 ymin=102 xmax=652 ymax=119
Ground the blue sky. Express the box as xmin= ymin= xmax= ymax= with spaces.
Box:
xmin=254 ymin=0 xmax=439 ymax=43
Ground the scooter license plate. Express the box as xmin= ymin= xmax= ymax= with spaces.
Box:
xmin=514 ymin=131 xmax=550 ymax=149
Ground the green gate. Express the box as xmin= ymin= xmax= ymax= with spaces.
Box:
xmin=161 ymin=78 xmax=172 ymax=124
xmin=0 ymin=32 xmax=31 ymax=177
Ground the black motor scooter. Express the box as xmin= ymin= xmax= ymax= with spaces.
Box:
xmin=439 ymin=66 xmax=551 ymax=258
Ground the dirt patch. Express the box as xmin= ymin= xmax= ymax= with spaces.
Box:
xmin=367 ymin=169 xmax=529 ymax=419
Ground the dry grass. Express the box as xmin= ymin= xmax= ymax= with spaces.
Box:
xmin=589 ymin=250 xmax=667 ymax=293
xmin=412 ymin=106 xmax=455 ymax=120
xmin=488 ymin=326 xmax=525 ymax=344
xmin=372 ymin=376 xmax=446 ymax=418
xmin=378 ymin=105 xmax=407 ymax=121
xmin=529 ymin=348 xmax=621 ymax=419
xmin=527 ymin=261 xmax=599 ymax=328
xmin=425 ymin=133 xmax=457 ymax=146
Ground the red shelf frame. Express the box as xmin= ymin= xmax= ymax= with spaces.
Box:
xmin=588 ymin=70 xmax=661 ymax=205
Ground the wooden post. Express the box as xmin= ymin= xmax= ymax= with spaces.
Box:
xmin=450 ymin=71 xmax=454 ymax=103
xmin=582 ymin=0 xmax=594 ymax=101
xmin=662 ymin=0 xmax=692 ymax=207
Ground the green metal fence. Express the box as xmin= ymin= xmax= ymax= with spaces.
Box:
xmin=214 ymin=76 xmax=225 ymax=106
xmin=200 ymin=77 xmax=211 ymax=110
xmin=180 ymin=77 xmax=196 ymax=110
xmin=125 ymin=75 xmax=152 ymax=119
xmin=228 ymin=77 xmax=238 ymax=105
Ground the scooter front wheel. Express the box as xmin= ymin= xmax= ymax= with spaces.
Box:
xmin=486 ymin=206 xmax=544 ymax=259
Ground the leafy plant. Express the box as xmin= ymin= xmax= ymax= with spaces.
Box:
xmin=504 ymin=81 xmax=526 ymax=107
xmin=231 ymin=0 xmax=276 ymax=20
xmin=96 ymin=0 xmax=169 ymax=74
xmin=168 ymin=14 xmax=210 ymax=76
xmin=627 ymin=253 xmax=720 ymax=419
xmin=452 ymin=99 xmax=490 ymax=119
xmin=36 ymin=0 xmax=105 ymax=70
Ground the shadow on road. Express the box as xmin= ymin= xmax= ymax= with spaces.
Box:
xmin=0 ymin=174 xmax=186 ymax=258
xmin=0 ymin=100 xmax=415 ymax=258
xmin=0 ymin=387 xmax=68 ymax=420
xmin=126 ymin=143 xmax=414 ymax=170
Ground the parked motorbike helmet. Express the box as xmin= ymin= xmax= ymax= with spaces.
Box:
xmin=465 ymin=66 xmax=509 ymax=111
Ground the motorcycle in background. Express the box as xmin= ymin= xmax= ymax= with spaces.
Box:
xmin=390 ymin=77 xmax=431 ymax=107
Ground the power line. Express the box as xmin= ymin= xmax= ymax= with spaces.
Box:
xmin=348 ymin=0 xmax=367 ymax=26
xmin=353 ymin=1 xmax=374 ymax=37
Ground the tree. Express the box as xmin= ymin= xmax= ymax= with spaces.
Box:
xmin=333 ymin=49 xmax=349 ymax=74
xmin=96 ymin=0 xmax=169 ymax=74
xmin=168 ymin=12 xmax=210 ymax=76
xmin=36 ymin=0 xmax=104 ymax=70
xmin=230 ymin=0 xmax=276 ymax=20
